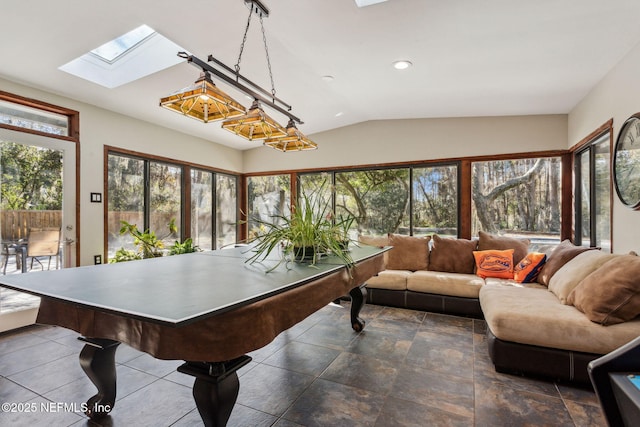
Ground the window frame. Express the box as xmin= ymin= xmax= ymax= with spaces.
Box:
xmin=244 ymin=150 xmax=570 ymax=242
xmin=0 ymin=90 xmax=79 ymax=143
xmin=104 ymin=146 xmax=240 ymax=259
xmin=572 ymin=120 xmax=614 ymax=251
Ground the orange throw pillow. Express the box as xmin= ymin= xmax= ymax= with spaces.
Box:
xmin=513 ymin=252 xmax=547 ymax=283
xmin=473 ymin=249 xmax=515 ymax=279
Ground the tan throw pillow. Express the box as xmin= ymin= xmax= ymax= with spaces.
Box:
xmin=537 ymin=240 xmax=596 ymax=286
xmin=568 ymin=255 xmax=640 ymax=325
xmin=477 ymin=231 xmax=530 ymax=266
xmin=358 ymin=234 xmax=389 ymax=248
xmin=386 ymin=234 xmax=430 ymax=271
xmin=428 ymin=234 xmax=477 ymax=274
xmin=359 ymin=234 xmax=391 ymax=268
xmin=548 ymin=250 xmax=613 ymax=304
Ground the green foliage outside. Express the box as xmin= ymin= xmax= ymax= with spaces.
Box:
xmin=110 ymin=219 xmax=200 ymax=263
xmin=0 ymin=141 xmax=62 ymax=210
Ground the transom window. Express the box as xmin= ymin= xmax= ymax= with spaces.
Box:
xmin=0 ymin=99 xmax=69 ymax=137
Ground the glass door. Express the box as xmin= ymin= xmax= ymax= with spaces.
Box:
xmin=0 ymin=128 xmax=77 ymax=331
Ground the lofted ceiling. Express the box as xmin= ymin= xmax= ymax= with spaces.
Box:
xmin=2 ymin=0 xmax=640 ymax=150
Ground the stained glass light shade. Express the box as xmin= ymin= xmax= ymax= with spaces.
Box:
xmin=221 ymin=100 xmax=287 ymax=141
xmin=159 ymin=72 xmax=246 ymax=123
xmin=263 ymin=120 xmax=317 ymax=152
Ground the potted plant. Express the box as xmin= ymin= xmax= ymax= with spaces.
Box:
xmin=116 ymin=219 xmax=177 ymax=259
xmin=111 ymin=219 xmax=199 ymax=262
xmin=168 ymin=237 xmax=201 ymax=255
xmin=246 ymin=187 xmax=354 ymax=271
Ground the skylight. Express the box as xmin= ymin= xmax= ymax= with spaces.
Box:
xmin=59 ymin=25 xmax=185 ymax=88
xmin=90 ymin=25 xmax=155 ymax=63
xmin=355 ymin=0 xmax=388 ymax=7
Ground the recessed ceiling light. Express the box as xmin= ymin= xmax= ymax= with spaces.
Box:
xmin=392 ymin=60 xmax=412 ymax=70
xmin=321 ymin=75 xmax=335 ymax=82
xmin=335 ymin=112 xmax=344 ymax=117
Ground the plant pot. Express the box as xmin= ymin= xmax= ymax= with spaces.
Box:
xmin=337 ymin=240 xmax=350 ymax=251
xmin=293 ymin=246 xmax=319 ymax=262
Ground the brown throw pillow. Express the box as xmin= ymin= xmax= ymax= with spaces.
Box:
xmin=568 ymin=255 xmax=640 ymax=325
xmin=477 ymin=231 xmax=530 ymax=266
xmin=428 ymin=234 xmax=477 ymax=274
xmin=537 ymin=240 xmax=595 ymax=286
xmin=386 ymin=234 xmax=430 ymax=271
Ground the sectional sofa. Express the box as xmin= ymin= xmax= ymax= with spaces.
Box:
xmin=359 ymin=232 xmax=640 ymax=384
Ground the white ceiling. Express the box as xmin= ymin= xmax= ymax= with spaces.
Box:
xmin=3 ymin=0 xmax=640 ymax=150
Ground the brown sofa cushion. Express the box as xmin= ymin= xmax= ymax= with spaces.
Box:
xmin=477 ymin=231 xmax=530 ymax=266
xmin=537 ymin=240 xmax=595 ymax=286
xmin=568 ymin=255 xmax=640 ymax=325
xmin=386 ymin=233 xmax=430 ymax=271
xmin=548 ymin=250 xmax=614 ymax=304
xmin=428 ymin=234 xmax=477 ymax=274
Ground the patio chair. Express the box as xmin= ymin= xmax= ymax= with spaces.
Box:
xmin=26 ymin=227 xmax=61 ymax=271
xmin=1 ymin=241 xmax=15 ymax=274
xmin=1 ymin=235 xmax=26 ymax=274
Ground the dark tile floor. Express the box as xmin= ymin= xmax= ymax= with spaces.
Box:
xmin=0 ymin=302 xmax=606 ymax=426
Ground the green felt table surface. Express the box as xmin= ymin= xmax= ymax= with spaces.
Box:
xmin=0 ymin=244 xmax=387 ymax=327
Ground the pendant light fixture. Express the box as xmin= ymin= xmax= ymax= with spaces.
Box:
xmin=159 ymin=0 xmax=317 ymax=152
xmin=263 ymin=119 xmax=318 ymax=151
xmin=221 ymin=99 xmax=287 ymax=141
xmin=159 ymin=71 xmax=246 ymax=122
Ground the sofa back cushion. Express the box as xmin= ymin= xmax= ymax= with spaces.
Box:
xmin=567 ymin=254 xmax=640 ymax=325
xmin=548 ymin=250 xmax=614 ymax=304
xmin=536 ymin=240 xmax=596 ymax=286
xmin=428 ymin=234 xmax=477 ymax=274
xmin=386 ymin=233 xmax=430 ymax=271
xmin=477 ymin=231 xmax=530 ymax=265
xmin=473 ymin=249 xmax=515 ymax=279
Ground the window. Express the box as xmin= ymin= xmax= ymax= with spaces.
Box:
xmin=107 ymin=152 xmax=239 ymax=258
xmin=90 ymin=25 xmax=155 ymax=63
xmin=216 ymin=173 xmax=238 ymax=248
xmin=191 ymin=169 xmax=213 ymax=250
xmin=107 ymin=154 xmax=145 ymax=255
xmin=412 ymin=165 xmax=458 ymax=238
xmin=575 ymin=132 xmax=611 ymax=251
xmin=336 ymin=169 xmax=410 ymax=236
xmin=0 ymin=99 xmax=69 ymax=136
xmin=191 ymin=169 xmax=238 ymax=250
xmin=471 ymin=157 xmax=562 ymax=251
xmin=247 ymin=175 xmax=291 ymax=240
xmin=149 ymin=162 xmax=182 ymax=247
xmin=59 ymin=25 xmax=185 ymax=88
xmin=296 ymin=165 xmax=460 ymax=238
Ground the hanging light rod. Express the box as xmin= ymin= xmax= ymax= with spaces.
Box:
xmin=244 ymin=0 xmax=269 ymax=17
xmin=207 ymin=55 xmax=292 ymax=111
xmin=177 ymin=52 xmax=303 ymax=125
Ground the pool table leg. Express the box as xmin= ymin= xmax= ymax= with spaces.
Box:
xmin=78 ymin=337 xmax=120 ymax=419
xmin=178 ymin=356 xmax=252 ymax=427
xmin=349 ymin=284 xmax=368 ymax=332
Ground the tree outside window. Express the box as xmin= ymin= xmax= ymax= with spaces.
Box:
xmin=471 ymin=157 xmax=562 ymax=251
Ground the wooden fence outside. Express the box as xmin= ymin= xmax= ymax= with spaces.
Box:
xmin=1 ymin=210 xmax=62 ymax=241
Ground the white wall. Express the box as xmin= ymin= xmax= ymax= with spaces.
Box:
xmin=1 ymin=78 xmax=243 ymax=266
xmin=243 ymin=115 xmax=568 ymax=172
xmin=569 ymin=41 xmax=640 ymax=254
